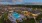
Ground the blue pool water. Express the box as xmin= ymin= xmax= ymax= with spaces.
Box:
xmin=12 ymin=12 xmax=20 ymax=19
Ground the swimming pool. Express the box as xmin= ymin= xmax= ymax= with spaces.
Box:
xmin=12 ymin=12 xmax=21 ymax=19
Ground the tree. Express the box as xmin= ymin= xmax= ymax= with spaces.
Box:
xmin=0 ymin=12 xmax=8 ymax=23
xmin=36 ymin=14 xmax=42 ymax=22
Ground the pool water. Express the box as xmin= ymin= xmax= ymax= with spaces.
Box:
xmin=12 ymin=12 xmax=20 ymax=19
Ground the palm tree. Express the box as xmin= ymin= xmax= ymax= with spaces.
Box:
xmin=36 ymin=14 xmax=42 ymax=23
xmin=0 ymin=12 xmax=8 ymax=23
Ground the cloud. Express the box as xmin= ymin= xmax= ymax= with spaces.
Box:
xmin=18 ymin=0 xmax=23 ymax=2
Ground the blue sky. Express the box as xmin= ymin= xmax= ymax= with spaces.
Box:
xmin=24 ymin=0 xmax=42 ymax=3
xmin=0 ymin=0 xmax=42 ymax=5
xmin=1 ymin=0 xmax=42 ymax=3
xmin=15 ymin=0 xmax=42 ymax=4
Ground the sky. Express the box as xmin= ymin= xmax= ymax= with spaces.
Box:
xmin=0 ymin=0 xmax=42 ymax=3
xmin=15 ymin=0 xmax=42 ymax=4
xmin=0 ymin=0 xmax=42 ymax=5
xmin=24 ymin=0 xmax=42 ymax=3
